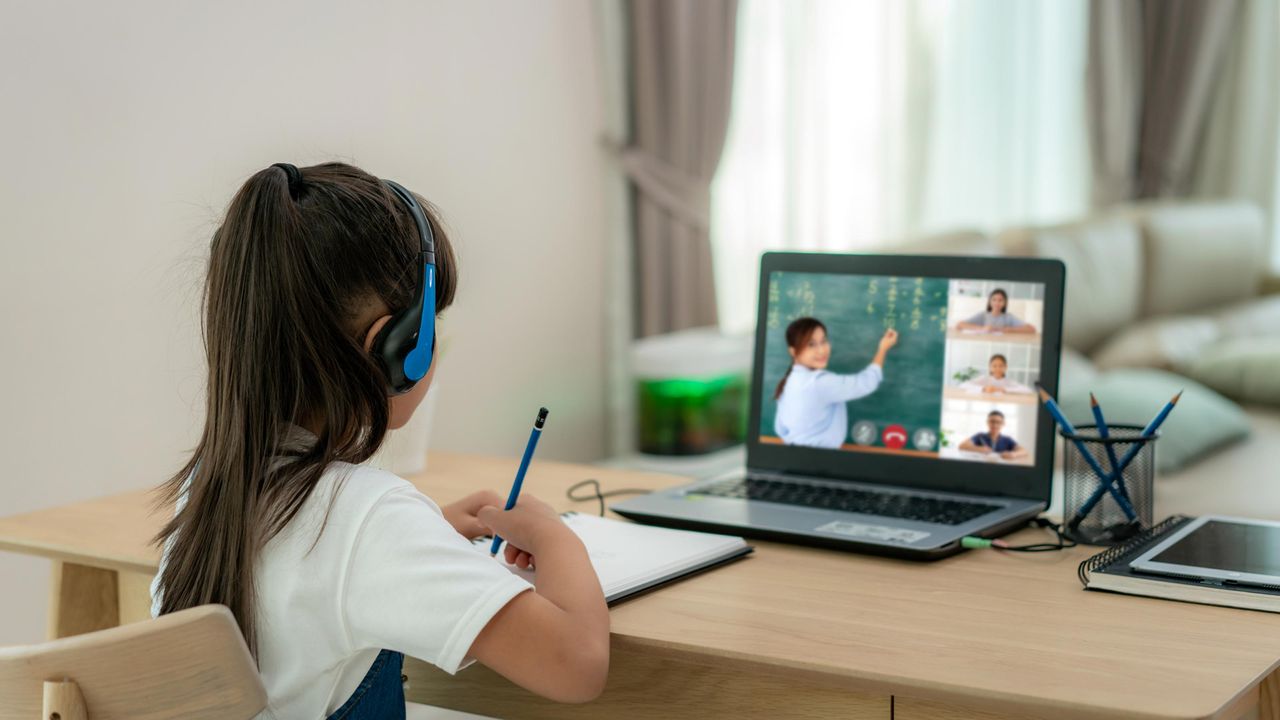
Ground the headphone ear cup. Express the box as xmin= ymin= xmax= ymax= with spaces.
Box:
xmin=371 ymin=309 xmax=416 ymax=395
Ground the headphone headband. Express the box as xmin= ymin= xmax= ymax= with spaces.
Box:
xmin=371 ymin=178 xmax=438 ymax=395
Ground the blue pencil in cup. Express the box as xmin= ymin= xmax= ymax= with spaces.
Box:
xmin=1070 ymin=390 xmax=1181 ymax=529
xmin=1090 ymin=393 xmax=1129 ymax=502
xmin=1034 ymin=386 xmax=1139 ymax=525
xmin=490 ymin=407 xmax=550 ymax=557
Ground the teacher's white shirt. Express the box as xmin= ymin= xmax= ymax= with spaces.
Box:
xmin=774 ymin=363 xmax=883 ymax=448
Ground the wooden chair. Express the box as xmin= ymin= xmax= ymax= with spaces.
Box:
xmin=0 ymin=604 xmax=265 ymax=720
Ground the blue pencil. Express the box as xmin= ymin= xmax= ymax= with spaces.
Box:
xmin=1073 ymin=391 xmax=1181 ymax=524
xmin=1035 ymin=387 xmax=1138 ymax=523
xmin=489 ymin=407 xmax=549 ymax=557
xmin=1090 ymin=393 xmax=1129 ymax=501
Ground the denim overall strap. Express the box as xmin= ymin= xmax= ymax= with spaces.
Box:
xmin=326 ymin=649 xmax=406 ymax=720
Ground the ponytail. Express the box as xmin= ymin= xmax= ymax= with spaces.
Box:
xmin=773 ymin=365 xmax=794 ymax=400
xmin=773 ymin=317 xmax=826 ymax=400
xmin=154 ymin=162 xmax=457 ymax=659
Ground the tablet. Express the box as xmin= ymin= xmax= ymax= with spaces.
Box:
xmin=1130 ymin=515 xmax=1280 ymax=589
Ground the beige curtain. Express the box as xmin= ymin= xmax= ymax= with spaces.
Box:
xmin=1088 ymin=0 xmax=1241 ymax=204
xmin=626 ymin=0 xmax=738 ymax=337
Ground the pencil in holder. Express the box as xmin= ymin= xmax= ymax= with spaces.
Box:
xmin=1061 ymin=424 xmax=1156 ymax=546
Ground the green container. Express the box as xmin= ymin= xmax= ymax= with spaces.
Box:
xmin=632 ymin=329 xmax=750 ymax=456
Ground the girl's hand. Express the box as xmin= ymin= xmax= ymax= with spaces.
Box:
xmin=477 ymin=495 xmax=566 ymax=570
xmin=878 ymin=329 xmax=899 ymax=352
xmin=442 ymin=490 xmax=506 ymax=539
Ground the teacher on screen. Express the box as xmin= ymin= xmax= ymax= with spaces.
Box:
xmin=774 ymin=317 xmax=898 ymax=449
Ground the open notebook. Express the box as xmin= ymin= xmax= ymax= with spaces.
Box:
xmin=475 ymin=512 xmax=752 ymax=605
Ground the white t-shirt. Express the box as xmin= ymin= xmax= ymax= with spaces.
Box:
xmin=151 ymin=461 xmax=533 ymax=719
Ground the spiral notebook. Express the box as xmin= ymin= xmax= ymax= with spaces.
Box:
xmin=1078 ymin=516 xmax=1280 ymax=613
xmin=476 ymin=512 xmax=753 ymax=605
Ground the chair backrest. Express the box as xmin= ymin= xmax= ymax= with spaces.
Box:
xmin=0 ymin=605 xmax=266 ymax=720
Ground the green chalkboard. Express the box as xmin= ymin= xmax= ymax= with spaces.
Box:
xmin=760 ymin=272 xmax=950 ymax=449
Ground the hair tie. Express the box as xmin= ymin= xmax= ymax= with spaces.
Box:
xmin=271 ymin=162 xmax=304 ymax=199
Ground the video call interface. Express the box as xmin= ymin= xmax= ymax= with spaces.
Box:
xmin=760 ymin=271 xmax=1047 ymax=467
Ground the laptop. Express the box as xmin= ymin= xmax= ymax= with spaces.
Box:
xmin=613 ymin=252 xmax=1066 ymax=560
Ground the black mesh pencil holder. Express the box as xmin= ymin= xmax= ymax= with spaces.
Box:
xmin=1061 ymin=424 xmax=1156 ymax=546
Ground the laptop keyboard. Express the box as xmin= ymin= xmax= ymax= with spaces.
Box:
xmin=692 ymin=476 xmax=1000 ymax=526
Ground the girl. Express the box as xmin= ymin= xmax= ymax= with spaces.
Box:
xmin=960 ymin=354 xmax=1033 ymax=395
xmin=955 ymin=288 xmax=1036 ymax=334
xmin=773 ymin=317 xmax=898 ymax=449
xmin=152 ymin=162 xmax=609 ymax=718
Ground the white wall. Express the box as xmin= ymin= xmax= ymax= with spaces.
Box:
xmin=0 ymin=0 xmax=612 ymax=645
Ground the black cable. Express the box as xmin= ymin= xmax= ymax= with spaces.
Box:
xmin=566 ymin=478 xmax=650 ymax=516
xmin=963 ymin=516 xmax=1078 ymax=553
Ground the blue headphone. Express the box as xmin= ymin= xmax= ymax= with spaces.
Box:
xmin=373 ymin=179 xmax=437 ymax=395
xmin=272 ymin=164 xmax=436 ymax=395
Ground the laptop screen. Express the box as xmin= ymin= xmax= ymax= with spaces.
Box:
xmin=759 ymin=270 xmax=1047 ymax=469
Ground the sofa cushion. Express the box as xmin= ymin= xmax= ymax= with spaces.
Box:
xmin=1212 ymin=294 xmax=1280 ymax=338
xmin=1059 ymin=347 xmax=1100 ymax=388
xmin=1091 ymin=315 xmax=1222 ymax=371
xmin=998 ymin=216 xmax=1143 ymax=353
xmin=1186 ymin=336 xmax=1280 ymax=406
xmin=1089 ymin=295 xmax=1280 ymax=371
xmin=1140 ymin=202 xmax=1267 ymax=317
xmin=1058 ymin=368 xmax=1251 ymax=473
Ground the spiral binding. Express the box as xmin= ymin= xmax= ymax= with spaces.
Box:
xmin=1077 ymin=515 xmax=1191 ymax=587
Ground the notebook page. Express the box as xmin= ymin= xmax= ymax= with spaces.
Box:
xmin=475 ymin=513 xmax=747 ymax=599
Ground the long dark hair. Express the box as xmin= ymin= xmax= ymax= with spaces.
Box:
xmin=986 ymin=288 xmax=1009 ymax=314
xmin=773 ymin=317 xmax=826 ymax=400
xmin=153 ymin=162 xmax=457 ymax=659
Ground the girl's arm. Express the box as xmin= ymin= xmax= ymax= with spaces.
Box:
xmin=470 ymin=497 xmax=610 ymax=703
xmin=441 ymin=489 xmax=505 ymax=538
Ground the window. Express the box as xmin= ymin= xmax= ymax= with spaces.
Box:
xmin=711 ymin=0 xmax=1091 ymax=333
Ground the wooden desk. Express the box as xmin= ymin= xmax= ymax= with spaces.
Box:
xmin=1 ymin=453 xmax=1277 ymax=720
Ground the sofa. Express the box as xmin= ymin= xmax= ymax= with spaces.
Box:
xmin=898 ymin=201 xmax=1280 ymax=521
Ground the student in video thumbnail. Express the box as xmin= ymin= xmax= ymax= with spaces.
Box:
xmin=956 ymin=288 xmax=1036 ymax=334
xmin=960 ymin=354 xmax=1033 ymax=395
xmin=958 ymin=410 xmax=1028 ymax=460
xmin=773 ymin=317 xmax=898 ymax=449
